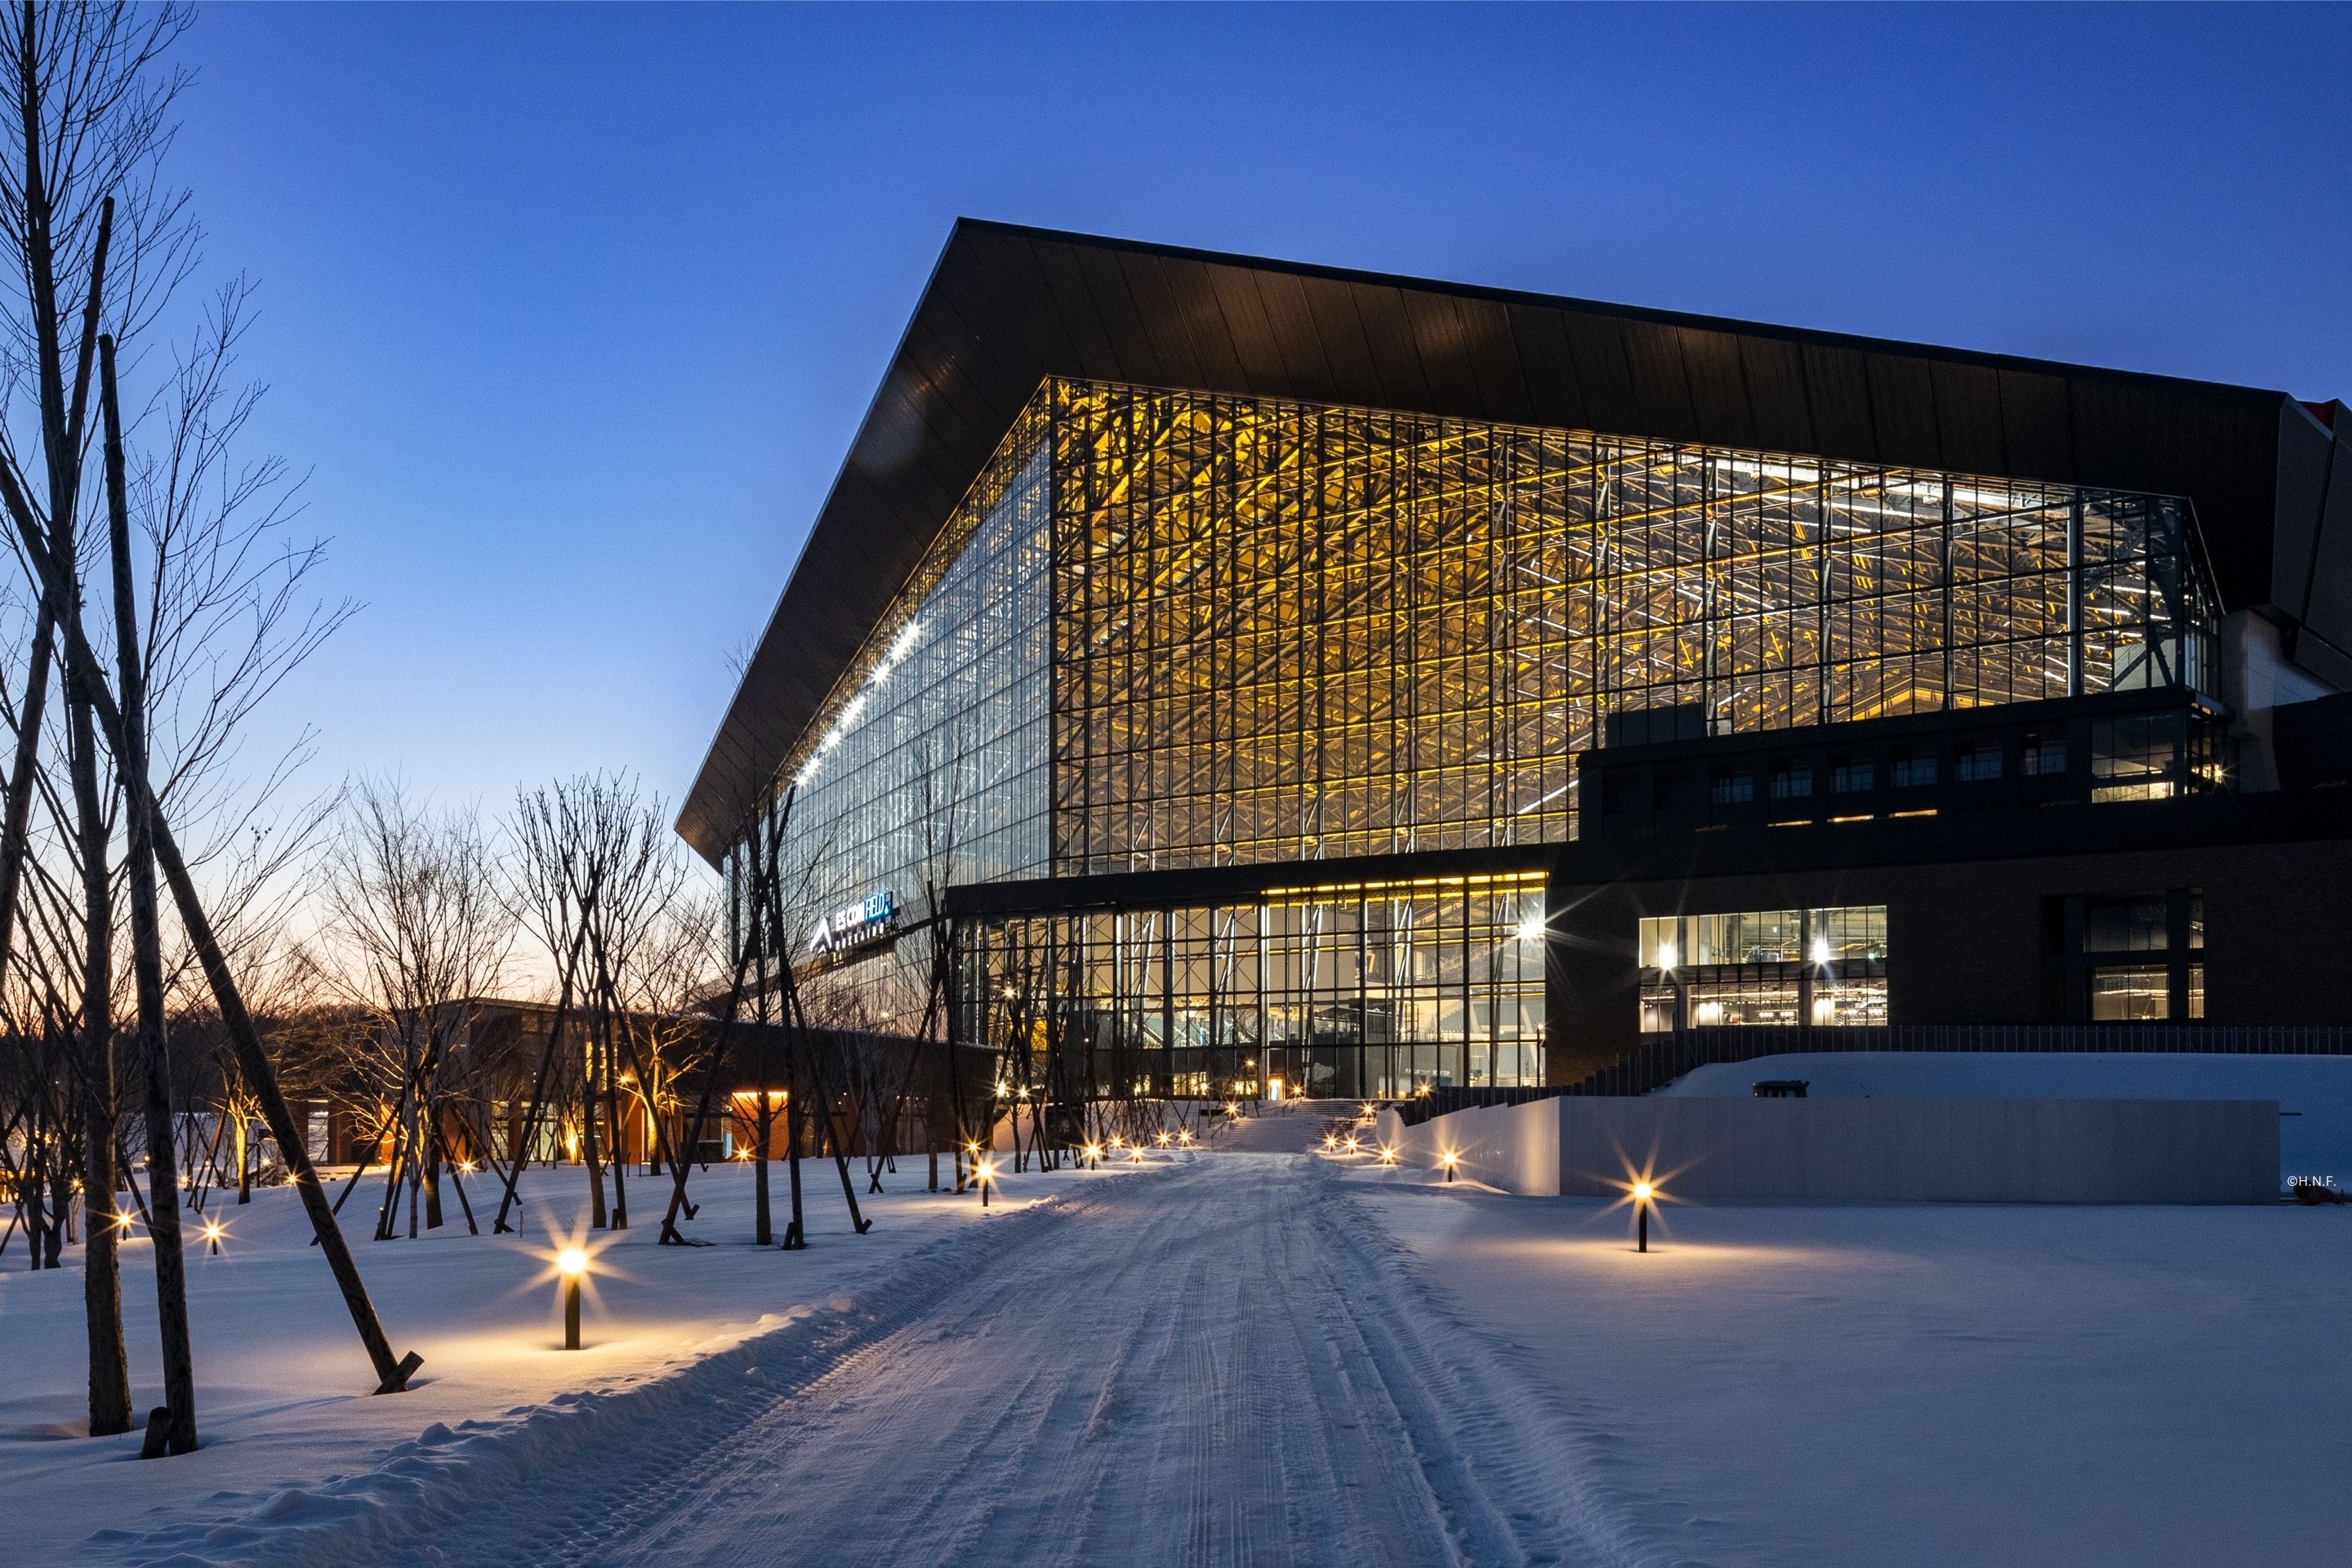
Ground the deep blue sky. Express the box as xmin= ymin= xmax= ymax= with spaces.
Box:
xmin=167 ymin=3 xmax=2351 ymax=857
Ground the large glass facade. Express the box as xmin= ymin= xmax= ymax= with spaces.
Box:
xmin=1048 ymin=380 xmax=2214 ymax=874
xmin=736 ymin=376 xmax=2219 ymax=1089
xmin=960 ymin=872 xmax=1547 ymax=1097
xmin=741 ymin=409 xmax=1054 ymax=968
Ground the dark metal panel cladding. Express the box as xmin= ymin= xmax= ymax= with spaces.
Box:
xmin=1250 ymin=266 xmax=1343 ymax=406
xmin=1351 ymin=284 xmax=1437 ymax=411
xmin=1450 ymin=294 xmax=1538 ymax=427
xmin=1027 ymin=236 xmax=1128 ymax=384
xmin=1108 ymin=248 xmax=1206 ymax=391
xmin=1067 ymin=242 xmax=1153 ymax=387
xmin=1505 ymin=302 xmax=1591 ymax=434
xmin=1799 ymin=342 xmax=1880 ymax=462
xmin=1299 ymin=271 xmax=1388 ymax=409
xmin=2300 ymin=419 xmax=2352 ymax=656
xmin=1556 ymin=309 xmax=1642 ymax=435
xmin=1928 ymin=359 xmax=2007 ymax=478
xmin=2271 ymin=401 xmax=2336 ymax=621
xmin=1615 ymin=319 xmax=1701 ymax=442
xmin=1996 ymin=367 xmax=2077 ymax=486
xmin=1398 ymin=288 xmax=1483 ymax=417
xmin=1153 ymin=254 xmax=1254 ymax=395
xmin=1862 ymin=352 xmax=1943 ymax=471
xmin=1736 ymin=336 xmax=1815 ymax=457
xmin=1205 ymin=259 xmax=1287 ymax=399
xmin=1676 ymin=327 xmax=1756 ymax=450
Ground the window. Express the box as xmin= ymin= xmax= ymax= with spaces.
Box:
xmin=2022 ymin=736 xmax=2066 ymax=777
xmin=1713 ymin=773 xmax=1754 ymax=805
xmin=1831 ymin=759 xmax=1874 ymax=793
xmin=2067 ymin=889 xmax=2203 ymax=1023
xmin=2085 ymin=897 xmax=2167 ymax=953
xmin=2090 ymin=966 xmax=2170 ymax=1021
xmin=1892 ymin=755 xmax=1937 ymax=787
xmin=2092 ymin=712 xmax=2185 ymax=802
xmin=1955 ymin=746 xmax=2002 ymax=782
xmin=1638 ymin=906 xmax=1889 ymax=1031
xmin=1771 ymin=765 xmax=1812 ymax=800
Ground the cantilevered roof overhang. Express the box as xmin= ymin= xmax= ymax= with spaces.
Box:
xmin=678 ymin=219 xmax=2339 ymax=864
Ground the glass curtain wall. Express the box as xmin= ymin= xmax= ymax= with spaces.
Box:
xmin=737 ymin=375 xmax=2217 ymax=1080
xmin=729 ymin=407 xmax=1054 ymax=1026
xmin=1049 ymin=379 xmax=2216 ymax=874
xmin=960 ymin=873 xmax=1547 ymax=1095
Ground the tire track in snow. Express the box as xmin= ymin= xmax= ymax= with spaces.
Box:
xmin=139 ymin=1156 xmax=1654 ymax=1567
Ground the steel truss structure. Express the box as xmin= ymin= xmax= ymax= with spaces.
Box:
xmin=732 ymin=376 xmax=2218 ymax=1090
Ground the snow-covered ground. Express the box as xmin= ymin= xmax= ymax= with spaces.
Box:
xmin=0 ymin=1156 xmax=1131 ymax=1565
xmin=1661 ymin=1051 xmax=2352 ymax=1183
xmin=7 ymin=1131 xmax=2347 ymax=1566
xmin=1357 ymin=1172 xmax=2352 ymax=1567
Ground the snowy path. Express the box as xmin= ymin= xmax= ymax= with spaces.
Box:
xmin=372 ymin=1155 xmax=1637 ymax=1568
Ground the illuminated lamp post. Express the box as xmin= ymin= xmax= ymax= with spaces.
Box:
xmin=1085 ymin=1142 xmax=1102 ymax=1170
xmin=1633 ymin=1180 xmax=1654 ymax=1253
xmin=558 ymin=1246 xmax=587 ymax=1348
xmin=976 ymin=1157 xmax=997 ymax=1209
xmin=1439 ymin=1149 xmax=1459 ymax=1183
xmin=202 ymin=1219 xmax=225 ymax=1256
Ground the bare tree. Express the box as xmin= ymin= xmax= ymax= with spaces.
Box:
xmin=298 ymin=781 xmax=511 ymax=1241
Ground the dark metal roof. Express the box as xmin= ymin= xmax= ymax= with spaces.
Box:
xmin=679 ymin=219 xmax=2322 ymax=863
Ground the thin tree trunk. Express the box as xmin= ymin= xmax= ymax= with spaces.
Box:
xmin=752 ymin=1096 xmax=773 ymax=1246
xmin=580 ymin=1019 xmax=608 ymax=1228
xmin=491 ymin=932 xmax=589 ymax=1233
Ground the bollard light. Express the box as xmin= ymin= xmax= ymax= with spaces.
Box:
xmin=1379 ymin=1145 xmax=1398 ymax=1168
xmin=1439 ymin=1149 xmax=1459 ymax=1183
xmin=558 ymin=1245 xmax=588 ymax=1348
xmin=976 ymin=1158 xmax=998 ymax=1209
xmin=1156 ymin=1131 xmax=1172 ymax=1147
xmin=1085 ymin=1142 xmax=1103 ymax=1169
xmin=1632 ymin=1180 xmax=1654 ymax=1254
xmin=202 ymin=1219 xmax=225 ymax=1256
xmin=1177 ymin=1129 xmax=1194 ymax=1147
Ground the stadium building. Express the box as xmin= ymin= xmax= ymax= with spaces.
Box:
xmin=679 ymin=222 xmax=2352 ymax=1102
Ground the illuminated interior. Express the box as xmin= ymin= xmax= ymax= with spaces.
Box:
xmin=730 ymin=378 xmax=2219 ymax=1089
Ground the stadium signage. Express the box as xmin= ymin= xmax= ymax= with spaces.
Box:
xmin=808 ymin=889 xmax=899 ymax=956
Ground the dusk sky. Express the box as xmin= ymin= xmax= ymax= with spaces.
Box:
xmin=167 ymin=3 xmax=2351 ymax=874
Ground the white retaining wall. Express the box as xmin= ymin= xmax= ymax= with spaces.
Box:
xmin=1377 ymin=1095 xmax=2281 ymax=1204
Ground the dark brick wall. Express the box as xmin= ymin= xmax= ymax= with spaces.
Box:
xmin=1544 ymin=836 xmax=2352 ymax=1085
